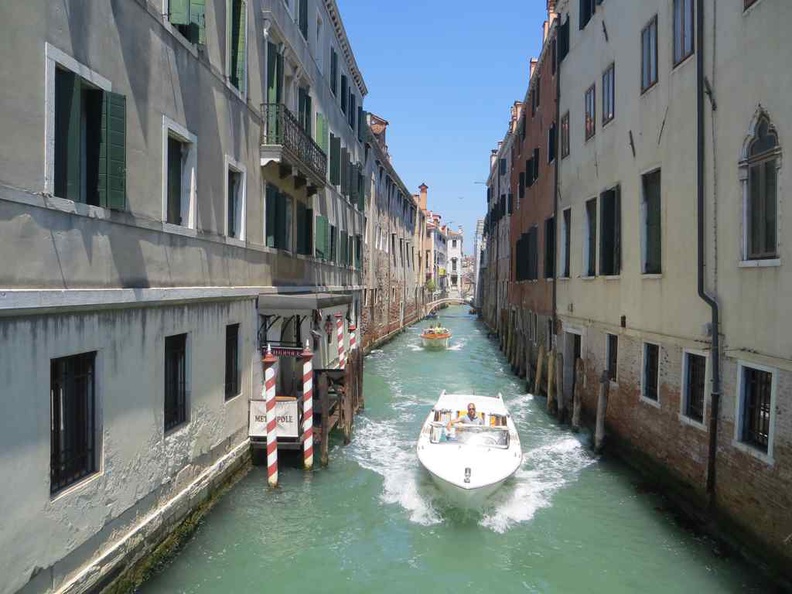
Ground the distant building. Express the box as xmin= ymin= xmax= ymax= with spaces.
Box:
xmin=447 ymin=227 xmax=464 ymax=299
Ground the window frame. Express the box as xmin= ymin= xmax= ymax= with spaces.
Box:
xmin=641 ymin=168 xmax=662 ymax=275
xmin=734 ymin=361 xmax=777 ymax=463
xmin=50 ymin=351 xmax=99 ymax=495
xmin=584 ymin=197 xmax=598 ymax=277
xmin=224 ymin=156 xmax=247 ymax=241
xmin=673 ymin=0 xmax=695 ymax=67
xmin=224 ymin=323 xmax=241 ymax=400
xmin=162 ymin=116 xmax=198 ymax=231
xmin=641 ymin=15 xmax=659 ymax=93
xmin=226 ymin=0 xmax=248 ymax=99
xmin=561 ymin=112 xmax=570 ymax=158
xmin=602 ymin=63 xmax=615 ymax=126
xmin=680 ymin=349 xmax=708 ymax=428
xmin=164 ymin=333 xmax=190 ymax=433
xmin=584 ymin=84 xmax=596 ymax=140
xmin=560 ymin=207 xmax=572 ymax=278
xmin=640 ymin=342 xmax=661 ymax=405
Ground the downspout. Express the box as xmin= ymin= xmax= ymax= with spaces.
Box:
xmin=552 ymin=26 xmax=561 ymax=348
xmin=697 ymin=0 xmax=722 ymax=510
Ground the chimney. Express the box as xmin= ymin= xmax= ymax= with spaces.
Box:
xmin=418 ymin=183 xmax=428 ymax=210
xmin=543 ymin=20 xmax=549 ymax=43
xmin=530 ymin=58 xmax=538 ymax=79
xmin=490 ymin=149 xmax=498 ymax=169
xmin=547 ymin=0 xmax=558 ymax=23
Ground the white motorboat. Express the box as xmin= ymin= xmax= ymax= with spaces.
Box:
xmin=417 ymin=391 xmax=522 ymax=508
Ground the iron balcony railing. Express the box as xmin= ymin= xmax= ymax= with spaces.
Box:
xmin=261 ymin=103 xmax=327 ymax=184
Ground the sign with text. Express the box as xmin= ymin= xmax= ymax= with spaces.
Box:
xmin=262 ymin=346 xmax=304 ymax=358
xmin=249 ymin=398 xmax=300 ymax=438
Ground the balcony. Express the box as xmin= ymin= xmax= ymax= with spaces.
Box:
xmin=260 ymin=103 xmax=327 ymax=193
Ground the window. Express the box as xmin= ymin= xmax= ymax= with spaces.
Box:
xmin=544 ymin=217 xmax=556 ymax=279
xmin=744 ymin=115 xmax=779 ymax=260
xmin=738 ymin=365 xmax=774 ymax=454
xmin=499 ymin=158 xmax=507 ymax=175
xmin=673 ymin=0 xmax=694 ymax=65
xmin=225 ymin=324 xmax=240 ymax=399
xmin=561 ymin=112 xmax=570 ymax=158
xmin=50 ymin=351 xmax=97 ymax=493
xmin=168 ymin=0 xmax=206 ymax=44
xmin=295 ymin=201 xmax=314 ymax=256
xmin=349 ymin=93 xmax=357 ymax=130
xmin=558 ymin=16 xmax=570 ymax=62
xmin=452 ymin=240 xmax=457 ymax=248
xmin=330 ymin=48 xmax=338 ymax=96
xmin=53 ymin=66 xmax=126 ymax=209
xmin=642 ymin=170 xmax=661 ymax=273
xmin=599 ymin=186 xmax=621 ymax=276
xmin=265 ymin=185 xmax=292 ymax=250
xmin=579 ymin=0 xmax=596 ymax=30
xmin=561 ymin=208 xmax=571 ymax=278
xmin=642 ymin=343 xmax=659 ymax=401
xmin=297 ymin=0 xmax=308 ymax=38
xmin=602 ymin=64 xmax=615 ymax=125
xmin=164 ymin=333 xmax=188 ymax=431
xmin=163 ymin=119 xmax=197 ymax=227
xmin=228 ymin=0 xmax=247 ymax=94
xmin=329 ymin=225 xmax=337 ymax=262
xmin=340 ymin=75 xmax=348 ymax=114
xmin=329 ymin=134 xmax=341 ymax=186
xmin=548 ymin=122 xmax=557 ymax=163
xmin=298 ymin=87 xmax=312 ymax=136
xmin=226 ymin=160 xmax=245 ymax=239
xmin=315 ymin=215 xmax=329 ymax=259
xmin=682 ymin=352 xmax=706 ymax=424
xmin=585 ymin=84 xmax=596 ymax=140
xmin=585 ymin=198 xmax=597 ymax=276
xmin=641 ymin=16 xmax=658 ymax=92
xmin=606 ymin=334 xmax=618 ymax=381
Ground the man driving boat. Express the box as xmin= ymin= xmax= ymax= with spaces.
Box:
xmin=448 ymin=403 xmax=483 ymax=427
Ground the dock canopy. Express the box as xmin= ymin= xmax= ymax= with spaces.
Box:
xmin=257 ymin=292 xmax=352 ymax=313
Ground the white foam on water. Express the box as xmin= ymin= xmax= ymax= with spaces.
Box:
xmin=480 ymin=435 xmax=595 ymax=533
xmin=348 ymin=416 xmax=442 ymax=526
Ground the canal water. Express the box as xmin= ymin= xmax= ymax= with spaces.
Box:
xmin=142 ymin=307 xmax=769 ymax=593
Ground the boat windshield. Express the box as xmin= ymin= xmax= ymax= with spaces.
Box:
xmin=428 ymin=423 xmax=510 ymax=448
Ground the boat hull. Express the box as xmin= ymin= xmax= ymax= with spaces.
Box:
xmin=421 ymin=336 xmax=450 ymax=349
xmin=424 ymin=465 xmax=515 ymax=509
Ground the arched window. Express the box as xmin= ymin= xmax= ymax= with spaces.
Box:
xmin=742 ymin=113 xmax=781 ymax=261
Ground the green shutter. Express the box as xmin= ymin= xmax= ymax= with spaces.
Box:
xmin=315 ymin=112 xmax=327 ymax=153
xmin=169 ymin=0 xmax=190 ymax=25
xmin=330 ymin=135 xmax=341 ymax=185
xmin=340 ymin=147 xmax=348 ymax=195
xmin=230 ymin=0 xmax=246 ymax=91
xmin=54 ymin=68 xmax=81 ymax=202
xmin=299 ymin=0 xmax=308 ymax=38
xmin=265 ymin=185 xmax=277 ymax=247
xmin=314 ymin=215 xmax=326 ymax=259
xmin=190 ymin=0 xmax=205 ymax=44
xmin=99 ymin=91 xmax=126 ymax=210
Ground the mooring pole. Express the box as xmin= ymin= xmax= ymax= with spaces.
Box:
xmin=336 ymin=313 xmax=346 ymax=369
xmin=595 ymin=370 xmax=610 ymax=454
xmin=534 ymin=344 xmax=546 ymax=395
xmin=572 ymin=358 xmax=584 ymax=432
xmin=301 ymin=341 xmax=314 ymax=471
xmin=547 ymin=349 xmax=556 ymax=414
xmin=555 ymin=350 xmax=565 ymax=421
xmin=263 ymin=345 xmax=279 ymax=488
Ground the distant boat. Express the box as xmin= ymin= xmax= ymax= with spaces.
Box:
xmin=425 ymin=311 xmax=438 ymax=320
xmin=417 ymin=391 xmax=522 ymax=508
xmin=420 ymin=326 xmax=451 ymax=349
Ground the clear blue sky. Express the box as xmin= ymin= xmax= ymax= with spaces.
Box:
xmin=337 ymin=0 xmax=547 ymax=254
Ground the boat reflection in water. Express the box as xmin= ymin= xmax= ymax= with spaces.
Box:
xmin=417 ymin=391 xmax=522 ymax=509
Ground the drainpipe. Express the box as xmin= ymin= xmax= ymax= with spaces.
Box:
xmin=696 ymin=0 xmax=722 ymax=510
xmin=552 ymin=26 xmax=560 ymax=348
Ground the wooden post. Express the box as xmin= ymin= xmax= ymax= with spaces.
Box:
xmin=555 ymin=350 xmax=565 ymax=421
xmin=357 ymin=348 xmax=365 ymax=411
xmin=595 ymin=370 xmax=610 ymax=453
xmin=534 ymin=344 xmax=546 ymax=395
xmin=300 ymin=341 xmax=314 ymax=471
xmin=319 ymin=372 xmax=330 ymax=467
xmin=547 ymin=349 xmax=556 ymax=414
xmin=572 ymin=358 xmax=584 ymax=432
xmin=263 ymin=345 xmax=279 ymax=488
xmin=525 ymin=341 xmax=533 ymax=392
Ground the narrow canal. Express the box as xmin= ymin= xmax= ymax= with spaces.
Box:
xmin=142 ymin=307 xmax=769 ymax=593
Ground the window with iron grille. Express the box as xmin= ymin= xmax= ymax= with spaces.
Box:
xmin=225 ymin=324 xmax=240 ymax=400
xmin=740 ymin=366 xmax=773 ymax=453
xmin=673 ymin=0 xmax=694 ymax=66
xmin=642 ymin=343 xmax=659 ymax=401
xmin=164 ymin=333 xmax=188 ymax=431
xmin=585 ymin=84 xmax=596 ymax=140
xmin=602 ymin=63 xmax=615 ymax=125
xmin=51 ymin=351 xmax=97 ymax=494
xmin=641 ymin=16 xmax=658 ymax=92
xmin=683 ymin=353 xmax=705 ymax=423
xmin=606 ymin=334 xmax=618 ymax=381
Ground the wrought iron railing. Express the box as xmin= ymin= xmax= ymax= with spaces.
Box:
xmin=261 ymin=103 xmax=327 ymax=183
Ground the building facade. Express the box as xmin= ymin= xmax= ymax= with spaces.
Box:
xmin=447 ymin=228 xmax=464 ymax=299
xmin=0 ymin=0 xmax=366 ymax=591
xmin=480 ymin=0 xmax=792 ymax=576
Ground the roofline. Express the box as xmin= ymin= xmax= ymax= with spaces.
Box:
xmin=324 ymin=0 xmax=368 ymax=97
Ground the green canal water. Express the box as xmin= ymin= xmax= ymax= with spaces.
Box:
xmin=142 ymin=307 xmax=770 ymax=593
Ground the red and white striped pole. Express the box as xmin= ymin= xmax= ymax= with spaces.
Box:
xmin=348 ymin=323 xmax=357 ymax=353
xmin=263 ymin=344 xmax=279 ymax=488
xmin=301 ymin=340 xmax=314 ymax=471
xmin=336 ymin=313 xmax=345 ymax=369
